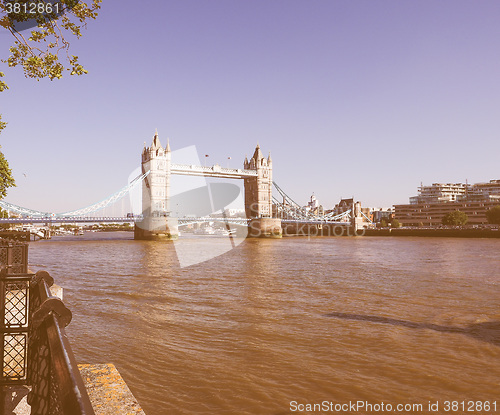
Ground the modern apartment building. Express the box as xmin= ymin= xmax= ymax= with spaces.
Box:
xmin=395 ymin=180 xmax=500 ymax=226
xmin=469 ymin=179 xmax=500 ymax=200
xmin=409 ymin=183 xmax=469 ymax=204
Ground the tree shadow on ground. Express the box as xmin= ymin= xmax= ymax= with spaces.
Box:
xmin=324 ymin=312 xmax=500 ymax=346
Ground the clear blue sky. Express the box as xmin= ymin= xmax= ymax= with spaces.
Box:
xmin=1 ymin=0 xmax=499 ymax=212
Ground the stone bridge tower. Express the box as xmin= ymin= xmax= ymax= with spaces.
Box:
xmin=135 ymin=131 xmax=178 ymax=240
xmin=140 ymin=131 xmax=171 ymax=216
xmin=244 ymin=144 xmax=282 ymax=237
xmin=244 ymin=144 xmax=273 ymax=218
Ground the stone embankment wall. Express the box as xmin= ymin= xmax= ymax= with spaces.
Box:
xmin=364 ymin=228 xmax=500 ymax=238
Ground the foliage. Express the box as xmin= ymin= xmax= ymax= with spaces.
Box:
xmin=379 ymin=219 xmax=388 ymax=228
xmin=98 ymin=223 xmax=133 ymax=231
xmin=0 ymin=71 xmax=7 ymax=133
xmin=0 ymin=114 xmax=6 ymax=133
xmin=391 ymin=219 xmax=401 ymax=228
xmin=0 ymin=70 xmax=7 ymax=92
xmin=485 ymin=205 xmax=500 ymax=225
xmin=441 ymin=210 xmax=468 ymax=226
xmin=0 ymin=207 xmax=10 ymax=229
xmin=0 ymin=146 xmax=16 ymax=199
xmin=1 ymin=1 xmax=101 ymax=80
xmin=0 ymin=0 xmax=101 ymax=132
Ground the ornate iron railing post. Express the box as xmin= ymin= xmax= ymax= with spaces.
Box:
xmin=0 ymin=240 xmax=31 ymax=387
xmin=27 ymin=271 xmax=95 ymax=415
xmin=0 ymin=272 xmax=32 ymax=385
xmin=0 ymin=239 xmax=28 ymax=275
xmin=1 ymin=240 xmax=95 ymax=414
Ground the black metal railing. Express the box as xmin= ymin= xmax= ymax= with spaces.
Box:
xmin=0 ymin=272 xmax=31 ymax=385
xmin=27 ymin=271 xmax=95 ymax=415
xmin=1 ymin=240 xmax=95 ymax=414
xmin=0 ymin=240 xmax=28 ymax=274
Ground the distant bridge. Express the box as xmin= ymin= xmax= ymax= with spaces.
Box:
xmin=0 ymin=135 xmax=370 ymax=230
xmin=0 ymin=215 xmax=355 ymax=228
xmin=0 ymin=172 xmax=361 ymax=225
xmin=0 ymin=179 xmax=361 ymax=226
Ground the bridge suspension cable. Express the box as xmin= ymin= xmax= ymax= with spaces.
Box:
xmin=58 ymin=170 xmax=149 ymax=217
xmin=273 ymin=182 xmax=318 ymax=220
xmin=1 ymin=171 xmax=364 ymax=225
xmin=0 ymin=170 xmax=150 ymax=218
xmin=272 ymin=181 xmax=352 ymax=223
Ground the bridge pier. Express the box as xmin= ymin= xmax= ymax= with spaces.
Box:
xmin=134 ymin=217 xmax=179 ymax=240
xmin=248 ymin=218 xmax=282 ymax=238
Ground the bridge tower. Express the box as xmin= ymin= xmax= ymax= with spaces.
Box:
xmin=244 ymin=144 xmax=273 ymax=218
xmin=351 ymin=200 xmax=364 ymax=234
xmin=244 ymin=144 xmax=282 ymax=238
xmin=140 ymin=131 xmax=171 ymax=216
xmin=134 ymin=131 xmax=179 ymax=240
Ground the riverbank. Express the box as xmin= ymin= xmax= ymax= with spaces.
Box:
xmin=365 ymin=228 xmax=500 ymax=238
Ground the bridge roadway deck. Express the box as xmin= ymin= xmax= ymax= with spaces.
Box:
xmin=0 ymin=217 xmax=136 ymax=224
xmin=0 ymin=217 xmax=249 ymax=224
xmin=171 ymin=164 xmax=258 ymax=179
xmin=281 ymin=219 xmax=351 ymax=225
xmin=0 ymin=217 xmax=352 ymax=225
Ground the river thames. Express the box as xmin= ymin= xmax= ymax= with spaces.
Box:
xmin=29 ymin=233 xmax=500 ymax=415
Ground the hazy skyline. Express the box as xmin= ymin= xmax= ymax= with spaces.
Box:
xmin=1 ymin=0 xmax=500 ymax=213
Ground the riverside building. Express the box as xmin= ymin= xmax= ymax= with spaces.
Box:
xmin=409 ymin=183 xmax=468 ymax=204
xmin=394 ymin=180 xmax=500 ymax=226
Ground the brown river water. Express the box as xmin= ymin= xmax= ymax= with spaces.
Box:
xmin=29 ymin=233 xmax=500 ymax=415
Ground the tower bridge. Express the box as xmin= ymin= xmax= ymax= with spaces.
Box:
xmin=0 ymin=131 xmax=369 ymax=237
xmin=136 ymin=132 xmax=280 ymax=239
